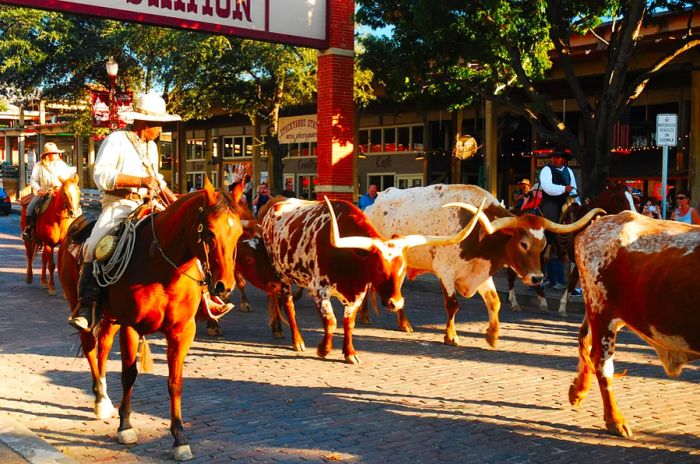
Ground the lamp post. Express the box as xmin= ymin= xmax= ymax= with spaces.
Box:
xmin=105 ymin=57 xmax=119 ymax=130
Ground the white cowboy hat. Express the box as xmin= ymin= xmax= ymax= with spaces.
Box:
xmin=119 ymin=93 xmax=181 ymax=123
xmin=41 ymin=142 xmax=64 ymax=157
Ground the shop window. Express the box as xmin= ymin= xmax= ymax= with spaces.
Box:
xmin=412 ymin=126 xmax=424 ymax=151
xmin=298 ymin=174 xmax=318 ymax=199
xmin=367 ymin=173 xmax=395 ymax=191
xmin=222 ymin=136 xmax=252 ymax=158
xmin=186 ymin=139 xmax=205 ymax=161
xmin=359 ymin=130 xmax=369 ymax=154
xmin=186 ymin=172 xmax=205 ymax=191
xmin=397 ymin=127 xmax=410 ymax=151
xmin=383 ymin=127 xmax=396 ymax=152
xmin=369 ymin=129 xmax=382 ymax=152
xmin=396 ymin=174 xmax=423 ymax=189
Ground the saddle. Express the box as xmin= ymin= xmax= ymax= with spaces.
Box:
xmin=20 ymin=191 xmax=54 ymax=215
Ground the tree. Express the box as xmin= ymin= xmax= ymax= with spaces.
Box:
xmin=356 ymin=0 xmax=700 ymax=196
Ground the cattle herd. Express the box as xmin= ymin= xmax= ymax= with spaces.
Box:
xmin=49 ymin=182 xmax=700 ymax=459
xmin=222 ymin=183 xmax=699 ymax=441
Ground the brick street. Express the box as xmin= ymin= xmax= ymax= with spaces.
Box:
xmin=0 ymin=212 xmax=699 ymax=463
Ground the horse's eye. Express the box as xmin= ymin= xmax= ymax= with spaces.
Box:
xmin=520 ymin=241 xmax=529 ymax=251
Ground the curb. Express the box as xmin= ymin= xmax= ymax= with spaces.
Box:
xmin=0 ymin=415 xmax=77 ymax=464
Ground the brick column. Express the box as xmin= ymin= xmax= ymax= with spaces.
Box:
xmin=315 ymin=0 xmax=354 ymax=202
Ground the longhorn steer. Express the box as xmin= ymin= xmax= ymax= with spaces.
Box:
xmin=364 ymin=184 xmax=601 ymax=347
xmin=569 ymin=211 xmax=700 ymax=438
xmin=260 ymin=197 xmax=484 ymax=364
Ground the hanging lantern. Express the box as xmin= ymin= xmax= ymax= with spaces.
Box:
xmin=453 ymin=135 xmax=479 ymax=160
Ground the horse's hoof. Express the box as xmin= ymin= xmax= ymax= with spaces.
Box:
xmin=293 ymin=341 xmax=306 ymax=352
xmin=443 ymin=335 xmax=459 ymax=346
xmin=206 ymin=328 xmax=218 ymax=337
xmin=94 ymin=398 xmax=116 ymax=420
xmin=117 ymin=428 xmax=138 ymax=445
xmin=239 ymin=303 xmax=252 ymax=313
xmin=48 ymin=288 xmax=56 ymax=296
xmin=511 ymin=305 xmax=522 ymax=312
xmin=25 ymin=277 xmax=32 ymax=285
xmin=606 ymin=420 xmax=633 ymax=438
xmin=485 ymin=330 xmax=499 ymax=348
xmin=345 ymin=354 xmax=361 ymax=364
xmin=558 ymin=310 xmax=568 ymax=318
xmin=272 ymin=330 xmax=284 ymax=339
xmin=172 ymin=444 xmax=193 ymax=461
xmin=215 ymin=327 xmax=223 ymax=336
xmin=357 ymin=315 xmax=371 ymax=325
xmin=41 ymin=282 xmax=48 ymax=289
xmin=399 ymin=322 xmax=414 ymax=333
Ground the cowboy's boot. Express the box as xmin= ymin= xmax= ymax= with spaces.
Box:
xmin=21 ymin=215 xmax=34 ymax=241
xmin=68 ymin=262 xmax=101 ymax=332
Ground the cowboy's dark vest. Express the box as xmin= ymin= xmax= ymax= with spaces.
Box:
xmin=539 ymin=164 xmax=572 ymax=220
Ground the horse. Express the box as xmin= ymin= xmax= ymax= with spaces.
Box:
xmin=57 ymin=180 xmax=244 ymax=461
xmin=21 ymin=173 xmax=81 ymax=295
xmin=506 ymin=182 xmax=633 ymax=316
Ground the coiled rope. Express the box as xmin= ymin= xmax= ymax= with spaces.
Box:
xmin=93 ymin=220 xmax=139 ymax=287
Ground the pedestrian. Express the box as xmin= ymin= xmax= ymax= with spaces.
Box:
xmin=512 ymin=178 xmax=531 ymax=210
xmin=671 ymin=191 xmax=700 ymax=225
xmin=281 ymin=178 xmax=296 ymax=198
xmin=21 ymin=142 xmax=76 ymax=241
xmin=68 ymin=93 xmax=181 ymax=332
xmin=538 ymin=148 xmax=579 ymax=290
xmin=358 ymin=184 xmax=378 ymax=211
xmin=252 ymin=183 xmax=270 ymax=217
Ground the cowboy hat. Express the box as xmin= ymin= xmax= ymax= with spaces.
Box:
xmin=551 ymin=148 xmax=572 ymax=160
xmin=119 ymin=93 xmax=181 ymax=123
xmin=41 ymin=142 xmax=64 ymax=157
xmin=518 ymin=178 xmax=531 ymax=186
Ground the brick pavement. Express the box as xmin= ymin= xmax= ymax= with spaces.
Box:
xmin=0 ymin=211 xmax=699 ymax=463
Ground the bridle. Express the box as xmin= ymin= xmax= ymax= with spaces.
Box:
xmin=149 ymin=202 xmax=236 ymax=297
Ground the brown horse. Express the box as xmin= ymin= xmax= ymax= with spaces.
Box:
xmin=506 ymin=182 xmax=633 ymax=315
xmin=21 ymin=173 xmax=81 ymax=295
xmin=57 ymin=180 xmax=244 ymax=461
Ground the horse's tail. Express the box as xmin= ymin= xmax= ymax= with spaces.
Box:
xmin=139 ymin=336 xmax=154 ymax=373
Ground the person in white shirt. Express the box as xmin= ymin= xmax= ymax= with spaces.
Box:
xmin=68 ymin=93 xmax=180 ymax=332
xmin=21 ymin=142 xmax=76 ymax=241
xmin=538 ymin=148 xmax=579 ymax=290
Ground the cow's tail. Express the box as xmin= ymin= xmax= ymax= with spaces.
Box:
xmin=577 ymin=315 xmax=595 ymax=372
xmin=139 ymin=336 xmax=154 ymax=373
xmin=369 ymin=288 xmax=379 ymax=316
xmin=268 ymin=295 xmax=289 ymax=327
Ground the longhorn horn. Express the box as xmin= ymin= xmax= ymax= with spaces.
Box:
xmin=541 ymin=208 xmax=606 ymax=234
xmin=325 ymin=197 xmax=376 ymax=251
xmin=397 ymin=198 xmax=488 ymax=249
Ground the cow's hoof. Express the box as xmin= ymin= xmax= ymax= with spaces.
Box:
xmin=172 ymin=444 xmax=193 ymax=461
xmin=94 ymin=398 xmax=116 ymax=420
xmin=399 ymin=322 xmax=414 ymax=333
xmin=293 ymin=341 xmax=306 ymax=352
xmin=239 ymin=302 xmax=252 ymax=313
xmin=117 ymin=428 xmax=138 ymax=444
xmin=25 ymin=276 xmax=32 ymax=285
xmin=272 ymin=330 xmax=284 ymax=339
xmin=317 ymin=347 xmax=331 ymax=358
xmin=485 ymin=330 xmax=499 ymax=348
xmin=568 ymin=384 xmax=585 ymax=407
xmin=345 ymin=354 xmax=361 ymax=364
xmin=443 ymin=335 xmax=459 ymax=346
xmin=206 ymin=327 xmax=218 ymax=337
xmin=606 ymin=420 xmax=633 ymax=438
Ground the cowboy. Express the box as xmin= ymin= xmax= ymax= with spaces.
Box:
xmin=21 ymin=142 xmax=76 ymax=241
xmin=68 ymin=93 xmax=181 ymax=332
xmin=538 ymin=148 xmax=579 ymax=290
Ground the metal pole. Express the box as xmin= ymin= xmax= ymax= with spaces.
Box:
xmin=661 ymin=145 xmax=669 ymax=219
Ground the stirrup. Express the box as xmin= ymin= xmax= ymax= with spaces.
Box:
xmin=21 ymin=228 xmax=32 ymax=241
xmin=68 ymin=303 xmax=96 ymax=332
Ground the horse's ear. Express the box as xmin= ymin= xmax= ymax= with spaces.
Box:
xmin=71 ymin=173 xmax=79 ymax=183
xmin=230 ymin=181 xmax=243 ymax=204
xmin=203 ymin=176 xmax=217 ymax=205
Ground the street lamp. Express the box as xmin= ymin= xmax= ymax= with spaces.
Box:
xmin=105 ymin=57 xmax=119 ymax=130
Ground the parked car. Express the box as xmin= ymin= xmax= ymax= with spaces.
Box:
xmin=0 ymin=187 xmax=11 ymax=215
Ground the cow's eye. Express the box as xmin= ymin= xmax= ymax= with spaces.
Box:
xmin=520 ymin=241 xmax=529 ymax=251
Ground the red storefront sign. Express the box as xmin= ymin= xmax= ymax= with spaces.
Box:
xmin=91 ymin=91 xmax=133 ymax=128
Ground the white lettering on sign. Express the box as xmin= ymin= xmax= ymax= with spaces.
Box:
xmin=656 ymin=113 xmax=678 ymax=147
xmin=4 ymin=0 xmax=327 ymax=48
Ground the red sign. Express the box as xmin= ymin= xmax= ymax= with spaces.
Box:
xmin=92 ymin=90 xmax=133 ymax=128
xmin=1 ymin=0 xmax=328 ymax=49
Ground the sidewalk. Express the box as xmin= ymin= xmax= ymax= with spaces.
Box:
xmin=0 ymin=415 xmax=76 ymax=464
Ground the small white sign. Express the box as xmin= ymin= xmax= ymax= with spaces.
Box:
xmin=656 ymin=114 xmax=678 ymax=147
